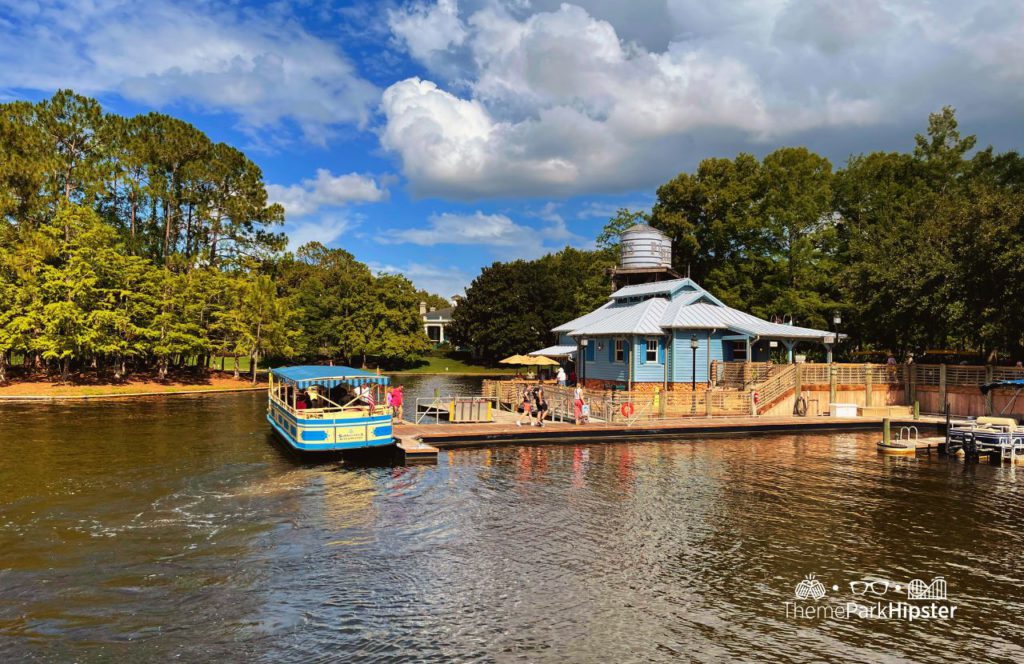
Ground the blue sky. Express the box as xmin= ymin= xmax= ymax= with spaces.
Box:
xmin=2 ymin=1 xmax=1022 ymax=297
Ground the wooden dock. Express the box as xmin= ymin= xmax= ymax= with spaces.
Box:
xmin=395 ymin=436 xmax=440 ymax=462
xmin=394 ymin=412 xmax=946 ymax=449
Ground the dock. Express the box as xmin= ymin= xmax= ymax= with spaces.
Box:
xmin=394 ymin=411 xmax=946 ymax=450
xmin=395 ymin=436 xmax=440 ymax=462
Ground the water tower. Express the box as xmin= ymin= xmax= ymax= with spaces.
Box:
xmin=609 ymin=224 xmax=680 ymax=289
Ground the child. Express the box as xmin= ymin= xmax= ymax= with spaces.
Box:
xmin=516 ymin=385 xmax=533 ymax=426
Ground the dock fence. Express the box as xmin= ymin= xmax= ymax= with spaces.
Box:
xmin=484 ymin=362 xmax=1024 ymax=420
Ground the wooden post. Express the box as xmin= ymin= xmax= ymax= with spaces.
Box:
xmin=864 ymin=363 xmax=873 ymax=407
xmin=882 ymin=417 xmax=891 ymax=445
xmin=794 ymin=362 xmax=802 ymax=400
xmin=829 ymin=363 xmax=837 ymax=406
xmin=914 ymin=400 xmax=920 ymax=420
xmin=985 ymin=364 xmax=994 ymax=415
xmin=706 ymin=391 xmax=713 ymax=418
xmin=908 ymin=363 xmax=917 ymax=406
xmin=939 ymin=363 xmax=947 ymax=410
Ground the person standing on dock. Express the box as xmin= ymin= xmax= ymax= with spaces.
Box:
xmin=391 ymin=385 xmax=404 ymax=422
xmin=534 ymin=384 xmax=549 ymax=427
xmin=556 ymin=366 xmax=567 ymax=386
xmin=573 ymin=383 xmax=586 ymax=425
xmin=516 ymin=385 xmax=534 ymax=426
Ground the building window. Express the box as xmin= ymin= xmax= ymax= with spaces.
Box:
xmin=615 ymin=339 xmax=625 ymax=362
xmin=646 ymin=337 xmax=659 ymax=363
xmin=732 ymin=340 xmax=747 ymax=361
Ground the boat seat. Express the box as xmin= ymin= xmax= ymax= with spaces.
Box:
xmin=976 ymin=416 xmax=1018 ymax=428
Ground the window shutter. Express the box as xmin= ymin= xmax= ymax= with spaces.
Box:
xmin=624 ymin=340 xmax=630 ymax=363
xmin=639 ymin=338 xmax=647 ymax=364
xmin=586 ymin=343 xmax=594 ymax=362
xmin=608 ymin=340 xmax=614 ymax=363
xmin=659 ymin=337 xmax=666 ymax=364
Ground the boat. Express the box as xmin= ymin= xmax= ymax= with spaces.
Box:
xmin=267 ymin=366 xmax=394 ymax=452
xmin=945 ymin=379 xmax=1024 ymax=459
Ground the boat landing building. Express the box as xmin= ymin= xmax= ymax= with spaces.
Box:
xmin=540 ymin=225 xmax=840 ymax=391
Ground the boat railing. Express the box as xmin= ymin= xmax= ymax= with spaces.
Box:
xmin=269 ymin=392 xmax=390 ymax=418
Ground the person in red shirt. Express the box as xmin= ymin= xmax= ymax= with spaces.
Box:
xmin=391 ymin=385 xmax=404 ymax=421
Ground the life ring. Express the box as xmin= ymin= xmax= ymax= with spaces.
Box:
xmin=621 ymin=402 xmax=635 ymax=418
xmin=753 ymin=392 xmax=760 ymax=405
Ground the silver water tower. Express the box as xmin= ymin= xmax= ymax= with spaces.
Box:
xmin=610 ymin=224 xmax=679 ymax=288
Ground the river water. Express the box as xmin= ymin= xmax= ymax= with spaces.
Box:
xmin=2 ymin=377 xmax=1023 ymax=662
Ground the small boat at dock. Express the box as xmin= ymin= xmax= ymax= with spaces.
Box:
xmin=267 ymin=366 xmax=394 ymax=452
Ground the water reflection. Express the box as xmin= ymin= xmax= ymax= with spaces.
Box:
xmin=1 ymin=393 xmax=1024 ymax=661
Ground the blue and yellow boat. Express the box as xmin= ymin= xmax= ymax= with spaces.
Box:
xmin=267 ymin=366 xmax=394 ymax=452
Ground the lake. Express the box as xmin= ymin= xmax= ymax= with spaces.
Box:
xmin=2 ymin=378 xmax=1023 ymax=662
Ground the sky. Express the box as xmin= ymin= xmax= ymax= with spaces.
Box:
xmin=2 ymin=0 xmax=1022 ymax=298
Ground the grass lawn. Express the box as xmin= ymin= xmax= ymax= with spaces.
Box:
xmin=393 ymin=355 xmax=517 ymax=375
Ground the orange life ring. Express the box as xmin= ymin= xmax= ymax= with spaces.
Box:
xmin=621 ymin=402 xmax=635 ymax=418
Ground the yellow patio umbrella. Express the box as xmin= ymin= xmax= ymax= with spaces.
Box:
xmin=499 ymin=354 xmax=532 ymax=364
xmin=524 ymin=355 xmax=560 ymax=366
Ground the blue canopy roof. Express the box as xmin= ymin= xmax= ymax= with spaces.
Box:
xmin=980 ymin=379 xmax=1024 ymax=394
xmin=271 ymin=365 xmax=389 ymax=388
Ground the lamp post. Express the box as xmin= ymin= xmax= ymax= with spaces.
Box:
xmin=579 ymin=338 xmax=588 ymax=385
xmin=690 ymin=335 xmax=699 ymax=414
xmin=830 ymin=312 xmax=841 ymax=364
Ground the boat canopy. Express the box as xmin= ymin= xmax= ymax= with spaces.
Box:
xmin=980 ymin=379 xmax=1024 ymax=394
xmin=270 ymin=365 xmax=389 ymax=389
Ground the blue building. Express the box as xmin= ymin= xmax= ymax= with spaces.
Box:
xmin=532 ymin=225 xmax=837 ymax=391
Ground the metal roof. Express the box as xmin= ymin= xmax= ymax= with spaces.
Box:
xmin=570 ymin=298 xmax=668 ymax=336
xmin=555 ymin=276 xmax=833 ymax=340
xmin=608 ymin=277 xmax=727 ymax=304
xmin=659 ymin=302 xmax=832 ymax=339
xmin=529 ymin=345 xmax=577 ymax=357
xmin=552 ymin=301 xmax=621 ymax=333
xmin=271 ymin=365 xmax=389 ymax=387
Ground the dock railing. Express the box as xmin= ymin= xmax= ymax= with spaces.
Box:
xmin=483 ymin=362 xmax=1024 ymax=421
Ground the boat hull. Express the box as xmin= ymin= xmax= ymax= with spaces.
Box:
xmin=266 ymin=409 xmax=394 ymax=452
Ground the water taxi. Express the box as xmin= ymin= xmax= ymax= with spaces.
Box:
xmin=267 ymin=366 xmax=394 ymax=452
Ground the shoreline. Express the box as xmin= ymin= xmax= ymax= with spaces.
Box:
xmin=0 ymin=385 xmax=267 ymax=401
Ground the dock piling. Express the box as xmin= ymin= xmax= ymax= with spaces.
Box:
xmin=882 ymin=417 xmax=891 ymax=445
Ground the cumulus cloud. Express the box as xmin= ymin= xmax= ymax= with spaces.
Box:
xmin=388 ymin=0 xmax=468 ymax=73
xmin=285 ymin=215 xmax=356 ymax=252
xmin=368 ymin=261 xmax=470 ymax=298
xmin=389 ymin=211 xmax=526 ymax=246
xmin=267 ymin=170 xmax=388 ymax=217
xmin=382 ymin=1 xmax=1024 ymax=199
xmin=0 ymin=0 xmax=378 ymax=142
xmin=384 ymin=209 xmax=575 ymax=261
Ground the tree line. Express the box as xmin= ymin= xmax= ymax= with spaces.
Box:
xmin=453 ymin=108 xmax=1024 ymax=364
xmin=0 ymin=90 xmax=435 ymax=382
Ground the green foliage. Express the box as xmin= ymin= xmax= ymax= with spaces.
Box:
xmin=0 ymin=90 xmax=443 ymax=381
xmin=644 ymin=107 xmax=1024 ymax=361
xmin=451 ymin=247 xmax=614 ymax=362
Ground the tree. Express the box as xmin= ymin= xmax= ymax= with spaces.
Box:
xmin=237 ymin=275 xmax=296 ymax=382
xmin=450 ymin=247 xmax=614 ymax=362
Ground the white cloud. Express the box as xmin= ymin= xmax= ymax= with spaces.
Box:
xmin=389 ymin=211 xmax=527 ymax=246
xmin=368 ymin=261 xmax=470 ymax=298
xmin=388 ymin=0 xmax=468 ymax=73
xmin=382 ymin=1 xmax=1024 ymax=199
xmin=267 ymin=170 xmax=388 ymax=217
xmin=285 ymin=215 xmax=356 ymax=252
xmin=384 ymin=209 xmax=582 ymax=256
xmin=0 ymin=0 xmax=378 ymax=142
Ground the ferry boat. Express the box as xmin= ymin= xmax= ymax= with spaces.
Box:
xmin=267 ymin=366 xmax=394 ymax=452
